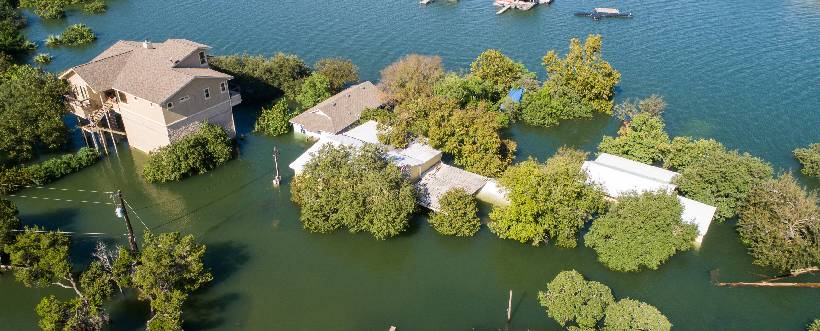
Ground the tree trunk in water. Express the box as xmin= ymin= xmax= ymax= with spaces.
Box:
xmin=712 ymin=266 xmax=819 ymax=288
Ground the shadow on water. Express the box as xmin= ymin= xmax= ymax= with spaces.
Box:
xmin=203 ymin=241 xmax=251 ymax=287
xmin=184 ymin=241 xmax=249 ymax=329
xmin=184 ymin=292 xmax=242 ymax=330
xmin=21 ymin=208 xmax=79 ymax=232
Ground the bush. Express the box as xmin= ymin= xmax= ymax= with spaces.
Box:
xmin=809 ymin=319 xmax=820 ymax=331
xmin=428 ymin=188 xmax=481 ymax=237
xmin=793 ymin=143 xmax=820 ymax=178
xmin=295 ymin=72 xmax=331 ymax=110
xmin=210 ymin=53 xmax=311 ymax=103
xmin=290 ymin=144 xmax=416 ymax=240
xmin=0 ymin=198 xmax=20 ymax=262
xmin=661 ymin=136 xmax=724 ymax=171
xmin=141 ymin=124 xmax=234 ymax=183
xmin=0 ymin=147 xmax=100 ymax=194
xmin=519 ymin=84 xmax=596 ymax=127
xmin=314 ymin=58 xmax=358 ymax=92
xmin=674 ymin=149 xmax=772 ymax=222
xmin=538 ymin=270 xmax=614 ymax=329
xmin=82 ymin=0 xmax=106 ymax=14
xmin=378 ymin=54 xmax=444 ymax=104
xmin=737 ymin=174 xmax=819 ymax=273
xmin=602 ymin=299 xmax=672 ymax=331
xmin=0 ymin=1 xmax=34 ymax=55
xmin=584 ymin=191 xmax=698 ymax=272
xmin=254 ymin=99 xmax=292 ymax=136
xmin=489 ymin=148 xmax=606 ymax=247
xmin=469 ymin=49 xmax=535 ymax=100
xmin=597 ymin=113 xmax=670 ymax=165
xmin=19 ymin=0 xmax=66 ymax=19
xmin=56 ymin=24 xmax=96 ymax=46
xmin=33 ymin=53 xmax=52 ymax=65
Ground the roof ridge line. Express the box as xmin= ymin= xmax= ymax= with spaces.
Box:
xmin=587 ymin=160 xmax=677 ymax=186
xmin=71 ymin=49 xmax=134 ymax=70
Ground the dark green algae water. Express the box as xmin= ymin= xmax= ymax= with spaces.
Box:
xmin=2 ymin=0 xmax=819 ymax=330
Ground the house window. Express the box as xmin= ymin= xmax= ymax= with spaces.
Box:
xmin=179 ymin=96 xmax=190 ymax=103
xmin=166 ymin=102 xmax=174 ymax=109
xmin=204 ymin=88 xmax=210 ymax=99
xmin=220 ymin=82 xmax=227 ymax=93
xmin=198 ymin=51 xmax=206 ymax=65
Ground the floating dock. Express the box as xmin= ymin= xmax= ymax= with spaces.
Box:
xmin=575 ymin=7 xmax=633 ymax=20
xmin=420 ymin=0 xmax=433 ymax=4
xmin=494 ymin=0 xmax=548 ymax=14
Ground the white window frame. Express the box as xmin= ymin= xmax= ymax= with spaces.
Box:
xmin=166 ymin=102 xmax=174 ymax=110
xmin=220 ymin=82 xmax=227 ymax=93
xmin=198 ymin=51 xmax=207 ymax=65
xmin=204 ymin=88 xmax=210 ymax=100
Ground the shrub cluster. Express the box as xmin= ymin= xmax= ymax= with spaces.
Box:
xmin=47 ymin=24 xmax=96 ymax=47
xmin=428 ymin=188 xmax=481 ymax=237
xmin=254 ymin=99 xmax=292 ymax=136
xmin=0 ymin=0 xmax=35 ymax=55
xmin=0 ymin=147 xmax=100 ymax=194
xmin=141 ymin=124 xmax=234 ymax=183
xmin=20 ymin=0 xmax=107 ymax=19
xmin=793 ymin=143 xmax=820 ymax=179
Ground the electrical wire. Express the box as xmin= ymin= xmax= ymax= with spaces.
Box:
xmin=122 ymin=198 xmax=150 ymax=231
xmin=22 ymin=186 xmax=113 ymax=194
xmin=8 ymin=194 xmax=114 ymax=205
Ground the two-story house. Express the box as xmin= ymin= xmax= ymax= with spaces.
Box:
xmin=60 ymin=39 xmax=242 ymax=153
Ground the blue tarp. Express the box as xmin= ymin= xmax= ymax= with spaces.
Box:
xmin=507 ymin=88 xmax=524 ymax=103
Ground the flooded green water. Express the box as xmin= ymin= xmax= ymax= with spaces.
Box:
xmin=2 ymin=0 xmax=819 ymax=330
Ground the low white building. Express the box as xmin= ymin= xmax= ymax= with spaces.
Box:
xmin=289 ymin=81 xmax=385 ymax=138
xmin=582 ymin=153 xmax=716 ymax=245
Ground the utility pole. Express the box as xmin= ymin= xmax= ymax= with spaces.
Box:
xmin=272 ymin=146 xmax=282 ymax=187
xmin=116 ymin=190 xmax=139 ymax=253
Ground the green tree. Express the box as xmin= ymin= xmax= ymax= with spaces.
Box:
xmin=433 ymin=73 xmax=494 ymax=108
xmin=469 ymin=49 xmax=535 ymax=99
xmin=82 ymin=0 xmax=107 ymax=14
xmin=601 ymin=299 xmax=671 ymax=331
xmin=291 ymin=144 xmax=417 ymax=240
xmin=538 ymin=270 xmax=615 ymax=330
xmin=0 ymin=198 xmax=19 ymax=264
xmin=519 ymin=84 xmax=596 ymax=127
xmin=0 ymin=64 xmax=70 ymax=165
xmin=5 ymin=228 xmax=113 ymax=330
xmin=428 ymin=188 xmax=481 ymax=237
xmin=379 ymin=96 xmax=456 ymax=148
xmin=0 ymin=0 xmax=34 ymax=55
xmin=537 ymin=34 xmax=621 ymax=118
xmin=489 ymin=148 xmax=606 ymax=247
xmin=210 ymin=53 xmax=311 ymax=102
xmin=597 ymin=113 xmax=670 ymax=164
xmin=585 ymin=191 xmax=697 ymax=272
xmin=808 ymin=319 xmax=820 ymax=331
xmin=19 ymin=0 xmax=67 ymax=19
xmin=133 ymin=232 xmax=212 ymax=331
xmin=674 ymin=149 xmax=773 ymax=221
xmin=793 ymin=143 xmax=820 ymax=179
xmin=737 ymin=174 xmax=819 ymax=273
xmin=378 ymin=54 xmax=444 ymax=104
xmin=254 ymin=99 xmax=292 ymax=136
xmin=295 ymin=72 xmax=332 ymax=110
xmin=314 ymin=57 xmax=359 ymax=92
xmin=142 ymin=124 xmax=234 ymax=183
xmin=0 ymin=147 xmax=100 ymax=194
xmin=613 ymin=94 xmax=666 ymax=122
xmin=661 ymin=136 xmax=725 ymax=171
xmin=52 ymin=24 xmax=97 ymax=46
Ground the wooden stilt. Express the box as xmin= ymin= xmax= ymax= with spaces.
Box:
xmin=105 ymin=111 xmax=118 ymax=155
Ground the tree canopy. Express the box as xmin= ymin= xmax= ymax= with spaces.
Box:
xmin=142 ymin=124 xmax=234 ymax=183
xmin=469 ymin=49 xmax=535 ymax=99
xmin=314 ymin=57 xmax=359 ymax=92
xmin=428 ymin=188 xmax=481 ymax=237
xmin=0 ymin=1 xmax=34 ymax=56
xmin=737 ymin=174 xmax=819 ymax=273
xmin=538 ymin=270 xmax=615 ymax=330
xmin=378 ymin=54 xmax=444 ymax=104
xmin=291 ymin=144 xmax=417 ymax=240
xmin=254 ymin=99 xmax=292 ymax=136
xmin=433 ymin=73 xmax=494 ymax=108
xmin=0 ymin=64 xmax=70 ymax=165
xmin=584 ymin=191 xmax=697 ymax=272
xmin=210 ymin=53 xmax=311 ymax=103
xmin=602 ymin=299 xmax=672 ymax=331
xmin=0 ymin=147 xmax=100 ymax=195
xmin=793 ymin=143 xmax=820 ymax=179
xmin=613 ymin=94 xmax=666 ymax=122
xmin=0 ymin=198 xmax=20 ymax=262
xmin=489 ymin=148 xmax=606 ymax=247
xmin=661 ymin=136 xmax=725 ymax=171
xmin=295 ymin=72 xmax=332 ymax=110
xmin=597 ymin=113 xmax=670 ymax=165
xmin=48 ymin=24 xmax=97 ymax=47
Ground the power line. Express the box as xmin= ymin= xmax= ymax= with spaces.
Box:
xmin=8 ymin=194 xmax=114 ymax=205
xmin=10 ymin=229 xmax=129 ymax=236
xmin=21 ymin=186 xmax=113 ymax=194
xmin=122 ymin=198 xmax=150 ymax=231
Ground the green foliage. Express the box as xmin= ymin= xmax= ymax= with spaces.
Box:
xmin=674 ymin=149 xmax=773 ymax=221
xmin=489 ymin=148 xmax=606 ymax=247
xmin=793 ymin=143 xmax=820 ymax=178
xmin=141 ymin=124 xmax=234 ymax=183
xmin=601 ymin=299 xmax=671 ymax=331
xmin=359 ymin=106 xmax=393 ymax=125
xmin=378 ymin=54 xmax=444 ymax=104
xmin=254 ymin=99 xmax=292 ymax=136
xmin=379 ymin=96 xmax=453 ymax=148
xmin=20 ymin=0 xmax=67 ymax=19
xmin=538 ymin=270 xmax=615 ymax=329
xmin=44 ymin=35 xmax=60 ymax=47
xmin=314 ymin=57 xmax=358 ymax=92
xmin=0 ymin=64 xmax=71 ymax=164
xmin=809 ymin=319 xmax=820 ymax=331
xmin=50 ymin=24 xmax=97 ymax=46
xmin=82 ymin=0 xmax=106 ymax=14
xmin=0 ymin=198 xmax=20 ymax=261
xmin=433 ymin=73 xmax=494 ymax=108
xmin=291 ymin=144 xmax=417 ymax=240
xmin=33 ymin=52 xmax=52 ymax=64
xmin=428 ymin=188 xmax=481 ymax=237
xmin=295 ymin=72 xmax=332 ymax=110
xmin=661 ymin=136 xmax=725 ymax=171
xmin=0 ymin=1 xmax=34 ymax=55
xmin=542 ymin=34 xmax=621 ymax=115
xmin=0 ymin=147 xmax=100 ymax=194
xmin=519 ymin=84 xmax=596 ymax=127
xmin=584 ymin=191 xmax=697 ymax=272
xmin=737 ymin=174 xmax=819 ymax=273
xmin=613 ymin=94 xmax=666 ymax=122
xmin=134 ymin=232 xmax=212 ymax=331
xmin=597 ymin=113 xmax=670 ymax=164
xmin=210 ymin=53 xmax=311 ymax=103
xmin=469 ymin=49 xmax=535 ymax=99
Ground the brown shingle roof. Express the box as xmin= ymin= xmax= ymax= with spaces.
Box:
xmin=64 ymin=39 xmax=231 ymax=104
xmin=289 ymin=81 xmax=384 ymax=134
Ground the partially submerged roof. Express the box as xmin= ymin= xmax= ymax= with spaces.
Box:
xmin=594 ymin=153 xmax=679 ymax=184
xmin=416 ymin=163 xmax=489 ymax=211
xmin=62 ymin=39 xmax=231 ymax=105
xmin=678 ymin=196 xmax=716 ymax=245
xmin=290 ymin=82 xmax=384 ymax=134
xmin=342 ymin=120 xmax=381 ymax=144
xmin=288 ymin=134 xmax=365 ymax=173
xmin=582 ymin=161 xmax=677 ymax=197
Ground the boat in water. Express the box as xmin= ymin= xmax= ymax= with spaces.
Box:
xmin=494 ymin=0 xmax=552 ymax=14
xmin=575 ymin=7 xmax=633 ymax=20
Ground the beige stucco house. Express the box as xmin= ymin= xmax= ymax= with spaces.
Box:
xmin=60 ymin=39 xmax=242 ymax=153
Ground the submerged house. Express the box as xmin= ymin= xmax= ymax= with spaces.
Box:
xmin=60 ymin=39 xmax=242 ymax=153
xmin=289 ymin=81 xmax=384 ymax=138
xmin=582 ymin=153 xmax=717 ymax=245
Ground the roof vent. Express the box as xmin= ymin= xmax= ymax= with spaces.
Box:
xmin=142 ymin=40 xmax=154 ymax=49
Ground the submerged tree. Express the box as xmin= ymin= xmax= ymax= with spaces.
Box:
xmin=141 ymin=124 xmax=234 ymax=183
xmin=0 ymin=198 xmax=19 ymax=264
xmin=378 ymin=54 xmax=444 ymax=104
xmin=661 ymin=136 xmax=725 ymax=171
xmin=538 ymin=270 xmax=615 ymax=330
xmin=602 ymin=298 xmax=672 ymax=331
xmin=737 ymin=174 xmax=819 ymax=273
xmin=291 ymin=144 xmax=417 ymax=240
xmin=489 ymin=148 xmax=606 ymax=247
xmin=793 ymin=143 xmax=820 ymax=179
xmin=469 ymin=49 xmax=535 ymax=99
xmin=597 ymin=113 xmax=670 ymax=165
xmin=428 ymin=188 xmax=481 ymax=237
xmin=584 ymin=191 xmax=697 ymax=272
xmin=613 ymin=94 xmax=667 ymax=122
xmin=314 ymin=57 xmax=359 ymax=92
xmin=295 ymin=72 xmax=332 ymax=110
xmin=210 ymin=53 xmax=311 ymax=102
xmin=254 ymin=99 xmax=293 ymax=136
